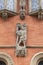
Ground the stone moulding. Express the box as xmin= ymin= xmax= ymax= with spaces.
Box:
xmin=30 ymin=52 xmax=43 ymax=65
xmin=0 ymin=52 xmax=14 ymax=65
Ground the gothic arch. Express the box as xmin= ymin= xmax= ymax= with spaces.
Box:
xmin=0 ymin=52 xmax=14 ymax=65
xmin=30 ymin=52 xmax=43 ymax=65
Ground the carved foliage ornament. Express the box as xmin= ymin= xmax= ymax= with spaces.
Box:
xmin=16 ymin=23 xmax=27 ymax=57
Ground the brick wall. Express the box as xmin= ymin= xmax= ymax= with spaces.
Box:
xmin=0 ymin=15 xmax=43 ymax=65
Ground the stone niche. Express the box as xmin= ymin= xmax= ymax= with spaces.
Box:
xmin=16 ymin=23 xmax=27 ymax=57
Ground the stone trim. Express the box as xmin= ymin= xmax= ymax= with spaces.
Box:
xmin=30 ymin=52 xmax=43 ymax=65
xmin=0 ymin=45 xmax=43 ymax=48
xmin=0 ymin=45 xmax=16 ymax=48
xmin=0 ymin=52 xmax=14 ymax=65
xmin=14 ymin=0 xmax=17 ymax=12
xmin=26 ymin=45 xmax=43 ymax=48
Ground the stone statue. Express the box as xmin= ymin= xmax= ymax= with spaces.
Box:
xmin=20 ymin=0 xmax=26 ymax=20
xmin=16 ymin=23 xmax=27 ymax=57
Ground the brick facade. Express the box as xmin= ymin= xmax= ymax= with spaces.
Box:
xmin=0 ymin=15 xmax=43 ymax=65
xmin=0 ymin=0 xmax=43 ymax=65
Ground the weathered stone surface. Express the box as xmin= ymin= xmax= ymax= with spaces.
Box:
xmin=16 ymin=23 xmax=27 ymax=57
xmin=20 ymin=0 xmax=26 ymax=20
xmin=38 ymin=11 xmax=43 ymax=19
xmin=0 ymin=52 xmax=14 ymax=65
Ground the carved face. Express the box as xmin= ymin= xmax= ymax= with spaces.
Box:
xmin=20 ymin=11 xmax=25 ymax=20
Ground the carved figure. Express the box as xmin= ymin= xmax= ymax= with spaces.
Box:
xmin=16 ymin=23 xmax=27 ymax=57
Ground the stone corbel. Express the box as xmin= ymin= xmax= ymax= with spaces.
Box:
xmin=38 ymin=10 xmax=43 ymax=19
xmin=19 ymin=0 xmax=26 ymax=20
